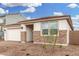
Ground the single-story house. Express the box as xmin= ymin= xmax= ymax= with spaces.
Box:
xmin=4 ymin=15 xmax=73 ymax=46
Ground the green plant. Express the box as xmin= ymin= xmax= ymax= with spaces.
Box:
xmin=59 ymin=45 xmax=63 ymax=48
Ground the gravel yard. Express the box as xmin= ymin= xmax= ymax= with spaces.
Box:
xmin=0 ymin=41 xmax=78 ymax=56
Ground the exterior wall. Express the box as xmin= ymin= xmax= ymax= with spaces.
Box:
xmin=58 ymin=20 xmax=70 ymax=45
xmin=21 ymin=32 xmax=26 ymax=43
xmin=69 ymin=31 xmax=79 ymax=45
xmin=33 ymin=20 xmax=71 ymax=31
xmin=0 ymin=17 xmax=5 ymax=24
xmin=34 ymin=22 xmax=41 ymax=31
xmin=58 ymin=20 xmax=71 ymax=30
xmin=21 ymin=24 xmax=27 ymax=43
xmin=21 ymin=24 xmax=27 ymax=31
xmin=5 ymin=14 xmax=26 ymax=25
xmin=33 ymin=20 xmax=70 ymax=45
xmin=33 ymin=30 xmax=67 ymax=44
xmin=56 ymin=30 xmax=67 ymax=44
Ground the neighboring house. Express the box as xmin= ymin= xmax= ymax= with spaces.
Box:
xmin=0 ymin=16 xmax=5 ymax=40
xmin=4 ymin=15 xmax=73 ymax=46
xmin=5 ymin=13 xmax=26 ymax=25
xmin=0 ymin=13 xmax=27 ymax=40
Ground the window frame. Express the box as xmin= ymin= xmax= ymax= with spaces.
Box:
xmin=41 ymin=20 xmax=59 ymax=36
xmin=41 ymin=21 xmax=49 ymax=36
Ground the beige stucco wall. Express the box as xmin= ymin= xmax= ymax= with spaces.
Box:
xmin=0 ymin=17 xmax=5 ymax=24
xmin=58 ymin=20 xmax=71 ymax=30
xmin=21 ymin=24 xmax=26 ymax=31
xmin=33 ymin=20 xmax=71 ymax=31
xmin=34 ymin=22 xmax=41 ymax=31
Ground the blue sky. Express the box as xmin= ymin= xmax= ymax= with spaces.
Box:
xmin=0 ymin=3 xmax=79 ymax=30
xmin=1 ymin=3 xmax=79 ymax=17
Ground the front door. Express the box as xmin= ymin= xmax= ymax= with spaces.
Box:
xmin=26 ymin=25 xmax=33 ymax=42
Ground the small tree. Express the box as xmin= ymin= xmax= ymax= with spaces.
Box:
xmin=41 ymin=21 xmax=58 ymax=55
xmin=42 ymin=29 xmax=58 ymax=55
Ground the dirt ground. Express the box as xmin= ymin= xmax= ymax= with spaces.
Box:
xmin=0 ymin=41 xmax=79 ymax=56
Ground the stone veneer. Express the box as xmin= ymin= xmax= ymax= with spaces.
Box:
xmin=21 ymin=32 xmax=26 ymax=43
xmin=33 ymin=30 xmax=67 ymax=44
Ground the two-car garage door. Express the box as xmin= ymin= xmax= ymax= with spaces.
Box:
xmin=4 ymin=29 xmax=21 ymax=41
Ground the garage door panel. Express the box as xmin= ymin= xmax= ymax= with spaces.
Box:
xmin=6 ymin=29 xmax=21 ymax=41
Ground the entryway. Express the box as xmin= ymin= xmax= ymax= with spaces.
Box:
xmin=26 ymin=25 xmax=33 ymax=42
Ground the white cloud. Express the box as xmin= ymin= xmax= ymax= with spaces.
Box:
xmin=0 ymin=8 xmax=6 ymax=14
xmin=73 ymin=21 xmax=79 ymax=28
xmin=2 ymin=3 xmax=24 ymax=7
xmin=5 ymin=10 xmax=9 ymax=14
xmin=0 ymin=8 xmax=9 ymax=15
xmin=71 ymin=15 xmax=79 ymax=23
xmin=20 ymin=7 xmax=36 ymax=13
xmin=53 ymin=12 xmax=64 ymax=16
xmin=72 ymin=15 xmax=79 ymax=20
xmin=71 ymin=15 xmax=79 ymax=30
xmin=71 ymin=15 xmax=79 ymax=22
xmin=67 ymin=3 xmax=79 ymax=8
xmin=25 ymin=3 xmax=42 ymax=7
xmin=2 ymin=3 xmax=42 ymax=7
xmin=26 ymin=16 xmax=32 ymax=20
xmin=2 ymin=3 xmax=42 ymax=13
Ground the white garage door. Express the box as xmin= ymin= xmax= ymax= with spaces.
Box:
xmin=5 ymin=29 xmax=21 ymax=41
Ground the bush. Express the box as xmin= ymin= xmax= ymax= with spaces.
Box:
xmin=59 ymin=45 xmax=63 ymax=48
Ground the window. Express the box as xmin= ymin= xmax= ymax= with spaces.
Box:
xmin=49 ymin=21 xmax=58 ymax=36
xmin=41 ymin=22 xmax=49 ymax=35
xmin=41 ymin=21 xmax=58 ymax=36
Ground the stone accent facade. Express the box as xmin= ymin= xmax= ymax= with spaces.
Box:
xmin=33 ymin=30 xmax=67 ymax=44
xmin=21 ymin=32 xmax=26 ymax=43
xmin=56 ymin=30 xmax=67 ymax=44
